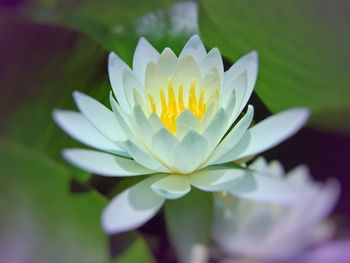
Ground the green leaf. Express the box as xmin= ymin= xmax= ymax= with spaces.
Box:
xmin=199 ymin=0 xmax=350 ymax=132
xmin=0 ymin=19 xmax=108 ymax=181
xmin=23 ymin=0 xmax=199 ymax=63
xmin=164 ymin=188 xmax=213 ymax=263
xmin=0 ymin=140 xmax=154 ymax=263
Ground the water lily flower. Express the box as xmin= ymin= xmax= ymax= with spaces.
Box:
xmin=53 ymin=35 xmax=309 ymax=234
xmin=213 ymin=157 xmax=339 ymax=263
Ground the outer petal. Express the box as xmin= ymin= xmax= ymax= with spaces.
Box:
xmin=52 ymin=110 xmax=128 ymax=156
xmin=179 ymin=35 xmax=207 ymax=64
xmin=229 ymin=172 xmax=299 ymax=203
xmin=189 ymin=167 xmax=246 ymax=192
xmin=202 ymin=108 xmax=228 ymax=151
xmin=108 ymin=52 xmax=131 ymax=113
xmin=221 ymin=51 xmax=258 ymax=113
xmin=133 ymin=37 xmax=160 ymax=83
xmin=214 ymin=108 xmax=310 ymax=163
xmin=123 ymin=140 xmax=170 ymax=173
xmin=151 ymin=128 xmax=179 ymax=168
xmin=62 ymin=148 xmax=155 ymax=176
xmin=208 ymin=105 xmax=254 ymax=165
xmin=172 ymin=130 xmax=208 ymax=174
xmin=102 ymin=175 xmax=165 ymax=234
xmin=151 ymin=175 xmax=191 ymax=199
xmin=73 ymin=91 xmax=126 ymax=142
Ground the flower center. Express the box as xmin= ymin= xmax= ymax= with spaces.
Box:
xmin=148 ymin=79 xmax=207 ymax=134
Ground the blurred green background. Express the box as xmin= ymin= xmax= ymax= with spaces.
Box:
xmin=0 ymin=0 xmax=349 ymax=262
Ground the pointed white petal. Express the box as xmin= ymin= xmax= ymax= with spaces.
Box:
xmin=229 ymin=172 xmax=299 ymax=203
xmin=157 ymin=47 xmax=178 ymax=76
xmin=123 ymin=140 xmax=170 ymax=173
xmin=73 ymin=91 xmax=126 ymax=142
xmin=172 ymin=56 xmax=201 ymax=103
xmin=202 ymin=108 xmax=228 ymax=151
xmin=133 ymin=37 xmax=160 ymax=84
xmin=108 ymin=52 xmax=131 ymax=113
xmin=123 ymin=69 xmax=143 ymax=110
xmin=199 ymin=48 xmax=224 ymax=82
xmin=189 ymin=167 xmax=246 ymax=192
xmin=221 ymin=51 xmax=258 ymax=111
xmin=151 ymin=175 xmax=191 ymax=199
xmin=175 ymin=110 xmax=199 ymax=140
xmin=172 ymin=130 xmax=208 ymax=174
xmin=145 ymin=62 xmax=168 ymax=114
xmin=102 ymin=175 xmax=165 ymax=234
xmin=152 ymin=128 xmax=179 ymax=168
xmin=215 ymin=108 xmax=310 ymax=162
xmin=179 ymin=35 xmax=207 ymax=64
xmin=209 ymin=105 xmax=254 ymax=165
xmin=52 ymin=110 xmax=128 ymax=156
xmin=133 ymin=105 xmax=155 ymax=142
xmin=62 ymin=148 xmax=154 ymax=176
xmin=249 ymin=156 xmax=269 ymax=171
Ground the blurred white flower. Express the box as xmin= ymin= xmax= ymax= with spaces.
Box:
xmin=213 ymin=157 xmax=340 ymax=263
xmin=53 ymin=35 xmax=309 ymax=234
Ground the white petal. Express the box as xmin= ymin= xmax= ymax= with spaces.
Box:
xmin=199 ymin=48 xmax=224 ymax=82
xmin=151 ymin=175 xmax=191 ymax=199
xmin=133 ymin=105 xmax=155 ymax=142
xmin=202 ymin=108 xmax=228 ymax=151
xmin=108 ymin=52 xmax=131 ymax=113
xmin=175 ymin=110 xmax=199 ymax=140
xmin=133 ymin=37 xmax=160 ymax=84
xmin=216 ymin=108 xmax=310 ymax=162
xmin=221 ymin=51 xmax=258 ymax=112
xmin=52 ymin=110 xmax=128 ymax=156
xmin=149 ymin=113 xmax=165 ymax=131
xmin=151 ymin=128 xmax=179 ymax=168
xmin=208 ymin=105 xmax=254 ymax=165
xmin=102 ymin=175 xmax=165 ymax=234
xmin=229 ymin=172 xmax=299 ymax=203
xmin=198 ymin=68 xmax=221 ymax=102
xmin=157 ymin=47 xmax=178 ymax=76
xmin=249 ymin=156 xmax=269 ymax=171
xmin=73 ymin=91 xmax=126 ymax=142
xmin=179 ymin=35 xmax=207 ymax=64
xmin=145 ymin=62 xmax=168 ymax=114
xmin=172 ymin=130 xmax=208 ymax=174
xmin=62 ymin=148 xmax=154 ymax=176
xmin=109 ymin=93 xmax=139 ymax=144
xmin=123 ymin=69 xmax=143 ymax=110
xmin=189 ymin=167 xmax=246 ymax=192
xmin=123 ymin=140 xmax=170 ymax=173
xmin=172 ymin=56 xmax=201 ymax=103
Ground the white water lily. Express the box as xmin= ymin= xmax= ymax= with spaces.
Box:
xmin=213 ymin=157 xmax=339 ymax=263
xmin=53 ymin=35 xmax=309 ymax=234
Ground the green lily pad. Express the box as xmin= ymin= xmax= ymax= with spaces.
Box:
xmin=0 ymin=140 xmax=154 ymax=263
xmin=199 ymin=0 xmax=350 ymax=132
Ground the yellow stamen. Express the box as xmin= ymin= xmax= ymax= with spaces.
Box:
xmin=148 ymin=78 xmax=214 ymax=134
